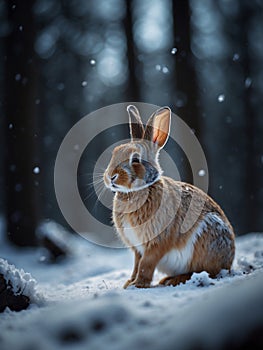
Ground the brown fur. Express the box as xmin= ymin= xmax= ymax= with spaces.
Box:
xmin=104 ymin=106 xmax=235 ymax=288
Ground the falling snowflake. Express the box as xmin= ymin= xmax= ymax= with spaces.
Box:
xmin=198 ymin=169 xmax=206 ymax=177
xmin=33 ymin=167 xmax=40 ymax=174
xmin=232 ymin=53 xmax=240 ymax=61
xmin=218 ymin=94 xmax=225 ymax=102
xmin=162 ymin=66 xmax=169 ymax=74
xmin=245 ymin=77 xmax=252 ymax=88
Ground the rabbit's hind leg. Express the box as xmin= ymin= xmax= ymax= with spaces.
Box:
xmin=159 ymin=273 xmax=192 ymax=286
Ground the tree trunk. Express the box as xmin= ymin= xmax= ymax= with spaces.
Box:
xmin=123 ymin=0 xmax=140 ymax=101
xmin=172 ymin=0 xmax=200 ymax=184
xmin=4 ymin=0 xmax=40 ymax=246
xmin=172 ymin=0 xmax=200 ymax=134
xmin=239 ymin=1 xmax=262 ymax=233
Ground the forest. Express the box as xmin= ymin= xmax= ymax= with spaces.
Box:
xmin=0 ymin=1 xmax=263 ymax=349
xmin=0 ymin=0 xmax=263 ymax=245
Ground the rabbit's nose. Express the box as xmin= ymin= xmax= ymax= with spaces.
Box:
xmin=111 ymin=174 xmax=118 ymax=183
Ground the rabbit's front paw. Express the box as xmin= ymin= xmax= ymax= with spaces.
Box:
xmin=123 ymin=279 xmax=134 ymax=289
xmin=129 ymin=278 xmax=151 ymax=289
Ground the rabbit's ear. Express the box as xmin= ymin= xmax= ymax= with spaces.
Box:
xmin=127 ymin=105 xmax=144 ymax=140
xmin=144 ymin=107 xmax=171 ymax=148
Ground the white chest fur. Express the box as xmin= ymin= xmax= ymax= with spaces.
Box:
xmin=157 ymin=231 xmax=198 ymax=275
xmin=122 ymin=222 xmax=144 ymax=255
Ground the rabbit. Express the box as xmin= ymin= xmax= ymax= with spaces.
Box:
xmin=104 ymin=105 xmax=235 ymax=288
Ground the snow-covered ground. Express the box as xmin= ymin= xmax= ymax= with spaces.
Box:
xmin=0 ymin=220 xmax=263 ymax=350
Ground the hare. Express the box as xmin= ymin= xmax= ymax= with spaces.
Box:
xmin=104 ymin=105 xmax=235 ymax=288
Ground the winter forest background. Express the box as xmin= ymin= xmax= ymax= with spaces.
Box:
xmin=0 ymin=0 xmax=263 ymax=247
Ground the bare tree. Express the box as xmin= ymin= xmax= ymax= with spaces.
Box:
xmin=237 ymin=1 xmax=263 ymax=233
xmin=4 ymin=0 xmax=40 ymax=246
xmin=172 ymin=0 xmax=200 ymax=134
xmin=172 ymin=0 xmax=200 ymax=184
xmin=123 ymin=0 xmax=140 ymax=101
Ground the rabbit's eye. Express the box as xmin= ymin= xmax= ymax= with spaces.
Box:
xmin=130 ymin=153 xmax=141 ymax=165
xmin=132 ymin=157 xmax=140 ymax=163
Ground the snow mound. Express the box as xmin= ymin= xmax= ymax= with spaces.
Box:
xmin=1 ymin=295 xmax=139 ymax=350
xmin=188 ymin=271 xmax=214 ymax=287
xmin=158 ymin=270 xmax=263 ymax=350
xmin=36 ymin=220 xmax=74 ymax=262
xmin=36 ymin=220 xmax=73 ymax=248
xmin=0 ymin=258 xmax=44 ymax=305
xmin=234 ymin=233 xmax=263 ymax=274
xmin=45 ymin=296 xmax=131 ymax=347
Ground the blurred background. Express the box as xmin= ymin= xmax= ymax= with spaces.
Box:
xmin=0 ymin=0 xmax=263 ymax=248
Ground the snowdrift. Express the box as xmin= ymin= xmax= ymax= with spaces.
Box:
xmin=0 ymin=222 xmax=262 ymax=350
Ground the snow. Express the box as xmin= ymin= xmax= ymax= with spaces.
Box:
xmin=188 ymin=270 xmax=214 ymax=287
xmin=217 ymin=94 xmax=225 ymax=102
xmin=0 ymin=218 xmax=263 ymax=350
xmin=89 ymin=59 xmax=96 ymax=66
xmin=155 ymin=65 xmax=169 ymax=74
xmin=0 ymin=259 xmax=44 ymax=305
xmin=245 ymin=77 xmax=252 ymax=88
xmin=162 ymin=66 xmax=169 ymax=74
xmin=232 ymin=53 xmax=240 ymax=61
xmin=33 ymin=166 xmax=40 ymax=174
xmin=198 ymin=169 xmax=206 ymax=176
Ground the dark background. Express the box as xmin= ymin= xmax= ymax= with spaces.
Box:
xmin=0 ymin=0 xmax=263 ymax=247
